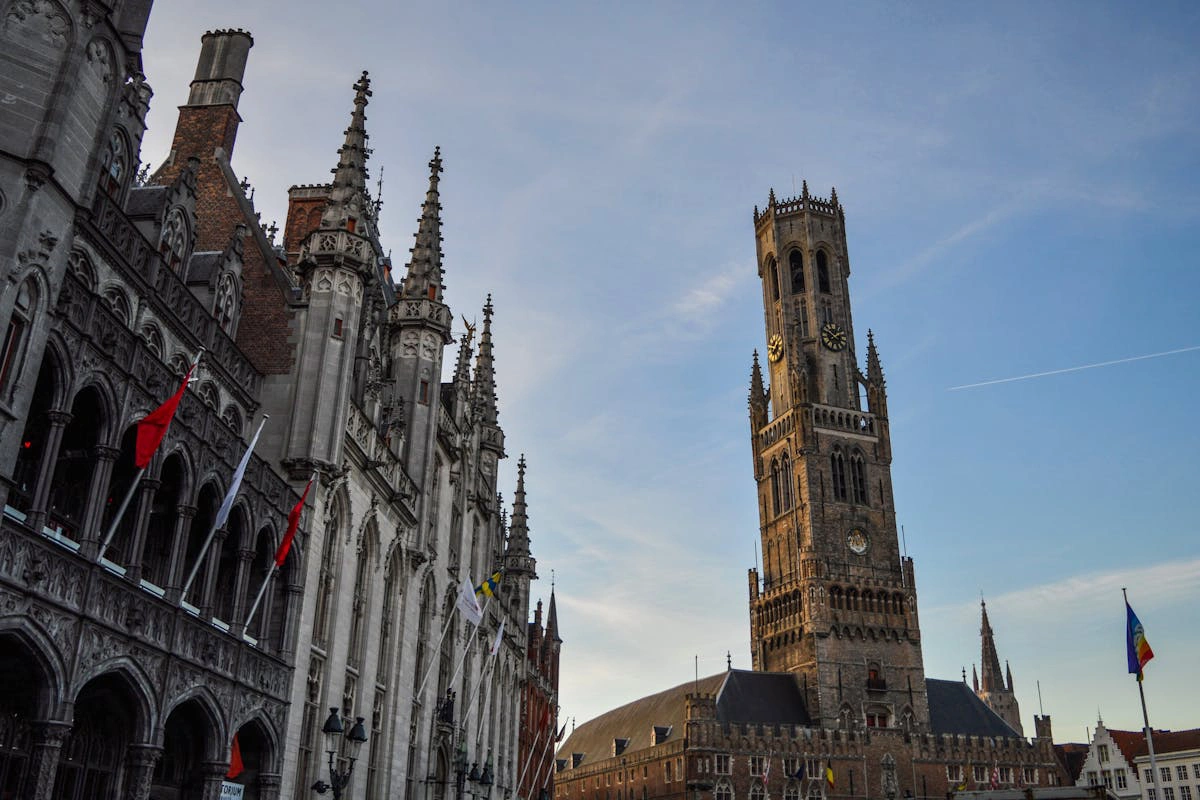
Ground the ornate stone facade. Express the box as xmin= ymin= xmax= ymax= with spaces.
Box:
xmin=0 ymin=6 xmax=547 ymax=800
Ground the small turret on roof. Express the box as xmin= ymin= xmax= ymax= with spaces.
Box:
xmin=401 ymin=147 xmax=445 ymax=301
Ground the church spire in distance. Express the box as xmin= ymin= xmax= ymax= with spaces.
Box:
xmin=980 ymin=599 xmax=1004 ymax=693
xmin=401 ymin=147 xmax=445 ymax=300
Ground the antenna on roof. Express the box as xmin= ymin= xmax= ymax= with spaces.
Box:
xmin=694 ymin=654 xmax=698 ymax=693
xmin=726 ymin=650 xmax=732 ymax=670
xmin=1037 ymin=680 xmax=1044 ymax=716
xmin=901 ymin=524 xmax=908 ymax=558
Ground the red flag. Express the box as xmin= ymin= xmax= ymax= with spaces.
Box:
xmin=226 ymin=733 xmax=244 ymax=780
xmin=274 ymin=475 xmax=314 ymax=567
xmin=135 ymin=366 xmax=194 ymax=469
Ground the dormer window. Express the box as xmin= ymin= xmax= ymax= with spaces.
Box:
xmin=159 ymin=209 xmax=188 ymax=272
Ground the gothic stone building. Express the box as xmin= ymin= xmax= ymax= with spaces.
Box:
xmin=554 ymin=186 xmax=1066 ymax=800
xmin=0 ymin=6 xmax=547 ymax=800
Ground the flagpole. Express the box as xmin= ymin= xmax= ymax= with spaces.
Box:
xmin=98 ymin=349 xmax=204 ymax=562
xmin=242 ymin=564 xmax=277 ymax=634
xmin=471 ymin=657 xmax=498 ymax=749
xmin=96 ymin=465 xmax=146 ymax=561
xmin=1124 ymin=588 xmax=1162 ymax=800
xmin=180 ymin=414 xmax=267 ymax=604
xmin=514 ymin=730 xmax=543 ymax=800
xmin=416 ymin=580 xmax=482 ymax=700
xmin=447 ymin=595 xmax=492 ymax=695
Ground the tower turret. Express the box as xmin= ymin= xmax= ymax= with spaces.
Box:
xmin=387 ymin=148 xmax=454 ymax=494
xmin=284 ymin=72 xmax=381 ymax=469
xmin=749 ymin=350 xmax=767 ymax=428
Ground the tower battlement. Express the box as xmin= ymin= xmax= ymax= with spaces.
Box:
xmin=753 ymin=183 xmax=842 ymax=227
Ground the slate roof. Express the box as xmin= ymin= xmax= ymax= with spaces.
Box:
xmin=185 ymin=251 xmax=222 ymax=284
xmin=925 ymin=678 xmax=1022 ymax=738
xmin=1055 ymin=743 xmax=1090 ymax=783
xmin=126 ymin=185 xmax=168 ymax=218
xmin=558 ymin=670 xmax=810 ymax=768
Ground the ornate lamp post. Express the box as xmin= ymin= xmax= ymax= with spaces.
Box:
xmin=312 ymin=707 xmax=369 ymax=799
xmin=455 ymin=740 xmax=494 ymax=800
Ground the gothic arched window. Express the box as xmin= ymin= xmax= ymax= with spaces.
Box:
xmin=98 ymin=130 xmax=128 ymax=200
xmin=849 ymin=452 xmax=867 ymax=505
xmin=770 ymin=459 xmax=781 ymax=517
xmin=312 ymin=499 xmax=343 ymax=649
xmin=159 ymin=209 xmax=188 ymax=272
xmin=780 ymin=453 xmax=794 ymax=511
xmin=767 ymin=257 xmax=780 ymax=302
xmin=816 ymin=250 xmax=831 ymax=293
xmin=215 ymin=273 xmax=238 ymax=335
xmin=347 ymin=532 xmax=374 ymax=669
xmin=830 ymin=449 xmax=848 ymax=501
xmin=789 ymin=251 xmax=805 ymax=293
xmin=0 ymin=278 xmax=38 ymax=396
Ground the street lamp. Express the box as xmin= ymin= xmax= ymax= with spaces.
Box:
xmin=456 ymin=741 xmax=494 ymax=800
xmin=312 ymin=707 xmax=369 ymax=799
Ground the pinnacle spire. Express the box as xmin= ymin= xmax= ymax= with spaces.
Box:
xmin=454 ymin=315 xmax=475 ymax=387
xmin=401 ymin=147 xmax=445 ymax=300
xmin=321 ymin=71 xmax=373 ymax=231
xmin=472 ymin=295 xmax=499 ymax=425
xmin=508 ymin=454 xmax=529 ymax=556
xmin=546 ymin=585 xmax=562 ymax=644
xmin=866 ymin=329 xmax=885 ymax=383
xmin=979 ymin=599 xmax=1004 ymax=693
xmin=749 ymin=350 xmax=766 ymax=409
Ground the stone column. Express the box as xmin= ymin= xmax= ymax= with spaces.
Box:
xmin=230 ymin=547 xmax=255 ymax=636
xmin=125 ymin=477 xmax=160 ymax=585
xmin=79 ymin=444 xmax=121 ymax=559
xmin=163 ymin=504 xmax=196 ymax=602
xmin=200 ymin=760 xmax=229 ymax=800
xmin=196 ymin=528 xmax=226 ymax=618
xmin=24 ymin=409 xmax=71 ymax=533
xmin=24 ymin=719 xmax=71 ymax=800
xmin=124 ymin=743 xmax=163 ymax=800
xmin=258 ymin=772 xmax=282 ymax=800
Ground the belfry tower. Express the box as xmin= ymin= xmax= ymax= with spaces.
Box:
xmin=974 ymin=599 xmax=1023 ymax=734
xmin=747 ymin=184 xmax=930 ymax=731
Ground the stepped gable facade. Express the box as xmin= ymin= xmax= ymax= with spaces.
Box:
xmin=555 ymin=186 xmax=1067 ymax=800
xmin=0 ymin=9 xmax=550 ymax=800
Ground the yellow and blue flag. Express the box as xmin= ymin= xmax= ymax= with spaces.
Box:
xmin=476 ymin=570 xmax=502 ymax=598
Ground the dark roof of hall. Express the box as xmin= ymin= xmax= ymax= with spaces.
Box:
xmin=926 ymin=678 xmax=1022 ymax=738
xmin=558 ymin=670 xmax=811 ymax=767
xmin=559 ymin=672 xmax=1023 ymax=769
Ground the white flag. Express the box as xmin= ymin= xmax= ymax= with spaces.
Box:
xmin=457 ymin=577 xmax=483 ymax=626
xmin=214 ymin=416 xmax=266 ymax=530
xmin=489 ymin=619 xmax=506 ymax=656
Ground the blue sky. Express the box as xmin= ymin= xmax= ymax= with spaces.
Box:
xmin=140 ymin=2 xmax=1200 ymax=739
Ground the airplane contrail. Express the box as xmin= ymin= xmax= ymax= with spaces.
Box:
xmin=947 ymin=345 xmax=1200 ymax=391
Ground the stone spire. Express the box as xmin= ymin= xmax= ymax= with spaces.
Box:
xmin=320 ymin=71 xmax=373 ymax=233
xmin=979 ymin=599 xmax=1004 ymax=693
xmin=1006 ymin=660 xmax=1014 ymax=692
xmin=546 ymin=585 xmax=562 ymax=644
xmin=749 ymin=350 xmax=767 ymax=428
xmin=401 ymin=147 xmax=445 ymax=300
xmin=472 ymin=295 xmax=499 ymax=425
xmin=866 ymin=330 xmax=884 ymax=384
xmin=972 ymin=664 xmax=979 ymax=692
xmin=508 ymin=455 xmax=530 ymax=556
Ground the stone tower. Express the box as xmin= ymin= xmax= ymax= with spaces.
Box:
xmin=285 ymin=72 xmax=381 ymax=470
xmin=746 ymin=184 xmax=930 ymax=731
xmin=974 ymin=599 xmax=1023 ymax=734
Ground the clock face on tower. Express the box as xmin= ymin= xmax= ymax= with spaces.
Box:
xmin=767 ymin=334 xmax=784 ymax=363
xmin=821 ymin=322 xmax=847 ymax=351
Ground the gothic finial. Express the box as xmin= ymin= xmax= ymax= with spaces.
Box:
xmin=801 ymin=179 xmax=809 ymax=200
xmin=401 ymin=146 xmax=445 ymax=299
xmin=317 ymin=69 xmax=374 ymax=241
xmin=726 ymin=651 xmax=732 ymax=670
xmin=830 ymin=185 xmax=838 ymax=205
xmin=768 ymin=187 xmax=776 ymax=206
xmin=374 ymin=164 xmax=385 ymax=216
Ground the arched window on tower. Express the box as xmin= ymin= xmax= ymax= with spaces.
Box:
xmin=770 ymin=459 xmax=781 ymax=517
xmin=789 ymin=251 xmax=805 ymax=293
xmin=830 ymin=449 xmax=847 ymax=501
xmin=767 ymin=257 xmax=780 ymax=302
xmin=780 ymin=453 xmax=794 ymax=512
xmin=849 ymin=452 xmax=868 ymax=505
xmin=816 ymin=250 xmax=831 ymax=293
